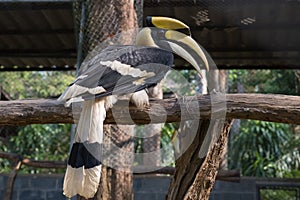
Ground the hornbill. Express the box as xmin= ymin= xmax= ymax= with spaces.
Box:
xmin=58 ymin=16 xmax=209 ymax=199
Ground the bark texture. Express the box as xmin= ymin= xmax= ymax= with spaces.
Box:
xmin=184 ymin=120 xmax=233 ymax=200
xmin=1 ymin=94 xmax=300 ymax=126
xmin=166 ymin=119 xmax=233 ymax=200
xmin=96 ymin=125 xmax=134 ymax=200
xmin=72 ymin=0 xmax=138 ymax=198
xmin=87 ymin=1 xmax=138 ymax=199
xmin=143 ymin=83 xmax=163 ymax=167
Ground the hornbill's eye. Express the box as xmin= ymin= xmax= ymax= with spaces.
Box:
xmin=154 ymin=29 xmax=166 ymax=40
xmin=150 ymin=29 xmax=166 ymax=41
xmin=157 ymin=29 xmax=165 ymax=38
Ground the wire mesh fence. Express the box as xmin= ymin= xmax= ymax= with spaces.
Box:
xmin=73 ymin=0 xmax=143 ymax=63
xmin=72 ymin=0 xmax=179 ymax=169
xmin=71 ymin=0 xmax=300 ymax=171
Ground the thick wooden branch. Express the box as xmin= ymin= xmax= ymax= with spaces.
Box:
xmin=0 ymin=151 xmax=239 ymax=180
xmin=133 ymin=166 xmax=240 ymax=182
xmin=4 ymin=156 xmax=22 ymax=200
xmin=0 ymin=151 xmax=66 ymax=169
xmin=0 ymin=151 xmax=66 ymax=200
xmin=0 ymin=94 xmax=299 ymax=126
xmin=183 ymin=119 xmax=233 ymax=200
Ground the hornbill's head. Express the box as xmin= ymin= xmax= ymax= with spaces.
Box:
xmin=136 ymin=16 xmax=209 ymax=77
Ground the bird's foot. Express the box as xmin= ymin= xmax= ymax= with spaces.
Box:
xmin=130 ymin=90 xmax=149 ymax=108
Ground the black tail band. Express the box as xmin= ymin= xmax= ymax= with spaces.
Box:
xmin=68 ymin=142 xmax=102 ymax=169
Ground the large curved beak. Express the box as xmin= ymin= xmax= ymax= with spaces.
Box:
xmin=146 ymin=16 xmax=191 ymax=35
xmin=164 ymin=30 xmax=209 ymax=75
xmin=147 ymin=16 xmax=209 ymax=78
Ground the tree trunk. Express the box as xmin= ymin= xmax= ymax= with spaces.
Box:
xmin=143 ymin=83 xmax=163 ymax=167
xmin=96 ymin=125 xmax=134 ymax=200
xmin=166 ymin=68 xmax=231 ymax=200
xmin=217 ymin=70 xmax=228 ymax=170
xmin=97 ymin=0 xmax=137 ymax=198
xmin=73 ymin=0 xmax=138 ymax=199
xmin=166 ymin=119 xmax=233 ymax=199
xmin=183 ymin=120 xmax=233 ymax=200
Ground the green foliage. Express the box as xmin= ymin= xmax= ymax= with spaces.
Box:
xmin=1 ymin=68 xmax=299 ymax=178
xmin=10 ymin=124 xmax=70 ymax=161
xmin=228 ymin=69 xmax=300 ymax=178
xmin=160 ymin=123 xmax=177 ymax=166
xmin=163 ymin=69 xmax=200 ymax=95
xmin=228 ymin=69 xmax=300 ymax=95
xmin=0 ymin=124 xmax=71 ymax=173
xmin=0 ymin=71 xmax=75 ymax=173
xmin=134 ymin=69 xmax=200 ymax=167
xmin=260 ymin=188 xmax=298 ymax=200
xmin=228 ymin=120 xmax=300 ymax=177
xmin=134 ymin=123 xmax=176 ymax=167
xmin=0 ymin=71 xmax=75 ymax=99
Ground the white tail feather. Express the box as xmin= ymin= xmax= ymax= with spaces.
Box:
xmin=75 ymin=99 xmax=106 ymax=143
xmin=79 ymin=165 xmax=102 ymax=198
xmin=63 ymin=166 xmax=85 ymax=198
xmin=63 ymin=99 xmax=106 ymax=199
xmin=57 ymin=84 xmax=106 ymax=105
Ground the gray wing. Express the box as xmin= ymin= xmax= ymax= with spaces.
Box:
xmin=58 ymin=45 xmax=173 ymax=103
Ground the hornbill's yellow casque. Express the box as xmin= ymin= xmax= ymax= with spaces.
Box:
xmin=58 ymin=16 xmax=209 ymax=199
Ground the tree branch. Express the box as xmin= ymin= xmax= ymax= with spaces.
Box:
xmin=0 ymin=151 xmax=66 ymax=168
xmin=0 ymin=151 xmax=66 ymax=200
xmin=0 ymin=94 xmax=299 ymax=126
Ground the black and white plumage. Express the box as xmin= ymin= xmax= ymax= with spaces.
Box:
xmin=60 ymin=46 xmax=173 ymax=104
xmin=58 ymin=16 xmax=209 ymax=199
xmin=59 ymin=46 xmax=173 ymax=198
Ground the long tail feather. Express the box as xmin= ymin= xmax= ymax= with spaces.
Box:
xmin=63 ymin=99 xmax=106 ymax=199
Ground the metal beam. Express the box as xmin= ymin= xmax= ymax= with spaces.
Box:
xmin=0 ymin=29 xmax=74 ymax=35
xmin=0 ymin=49 xmax=76 ymax=58
xmin=0 ymin=1 xmax=72 ymax=10
xmin=0 ymin=65 xmax=75 ymax=71
xmin=0 ymin=0 xmax=71 ymax=2
xmin=190 ymin=24 xmax=300 ymax=31
xmin=144 ymin=0 xmax=297 ymax=7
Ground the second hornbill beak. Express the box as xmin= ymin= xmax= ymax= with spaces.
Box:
xmin=146 ymin=16 xmax=209 ymax=78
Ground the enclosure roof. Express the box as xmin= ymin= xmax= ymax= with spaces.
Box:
xmin=0 ymin=0 xmax=300 ymax=71
xmin=0 ymin=0 xmax=76 ymax=71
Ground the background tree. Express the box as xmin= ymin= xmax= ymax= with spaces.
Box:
xmin=0 ymin=71 xmax=74 ymax=173
xmin=228 ymin=120 xmax=300 ymax=177
xmin=0 ymin=71 xmax=74 ymax=99
xmin=227 ymin=69 xmax=300 ymax=179
xmin=0 ymin=69 xmax=299 ymax=199
xmin=72 ymin=0 xmax=138 ymax=199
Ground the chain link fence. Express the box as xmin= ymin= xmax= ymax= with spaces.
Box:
xmin=73 ymin=0 xmax=143 ymax=63
xmin=72 ymin=0 xmax=179 ymax=169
